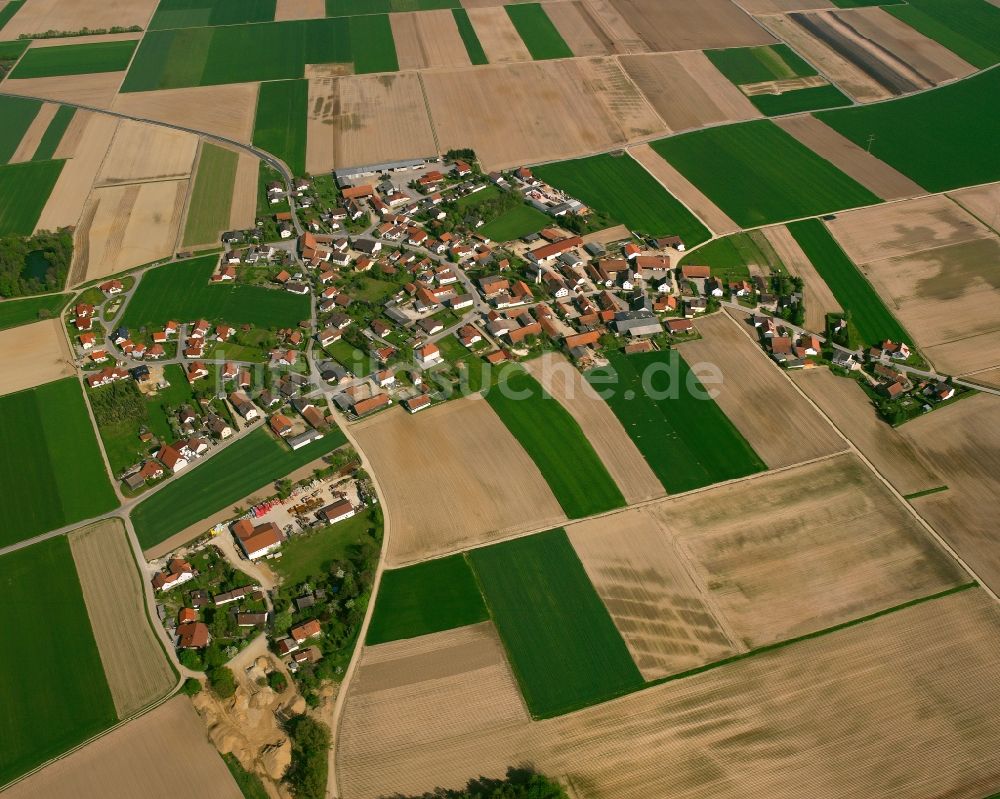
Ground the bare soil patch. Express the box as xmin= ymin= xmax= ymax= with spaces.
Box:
xmin=610 ymin=0 xmax=774 ymax=51
xmin=0 ymin=72 xmax=124 ymax=109
xmin=0 ymin=318 xmax=72 ymax=396
xmin=741 ymin=74 xmax=828 ymax=94
xmin=275 ymin=0 xmax=325 ymax=21
xmin=391 ymin=10 xmax=472 ymax=70
xmin=353 ymin=402 xmax=566 ymax=567
xmin=4 ymin=696 xmax=242 ymax=799
xmin=948 ymin=182 xmax=1000 ymax=231
xmin=0 ymin=0 xmax=157 ymax=39
xmin=69 ymin=519 xmax=175 ymax=718
xmin=229 ymin=150 xmax=259 ymax=230
xmin=775 ymin=115 xmax=923 ymax=201
xmin=580 ymin=0 xmax=647 ymax=54
xmin=620 ymin=51 xmax=761 ymax=133
xmin=763 ymin=223 xmax=841 ymax=331
xmin=544 ymin=1 xmax=611 ymax=56
xmin=111 ymin=83 xmax=260 ymax=145
xmin=678 ymin=311 xmax=847 ymax=468
xmin=9 ymin=102 xmax=58 ymax=164
xmin=525 ymin=352 xmax=664 ymax=504
xmin=739 ymin=0 xmax=833 ymax=12
xmin=467 ymin=6 xmax=533 ymax=63
xmin=96 ymin=119 xmax=198 ymax=185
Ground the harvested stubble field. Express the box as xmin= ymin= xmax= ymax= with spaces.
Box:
xmin=68 ymin=520 xmax=176 ymax=718
xmin=0 ymin=317 xmax=72 ymax=396
xmin=678 ymin=312 xmax=847 ymax=467
xmin=111 ymin=83 xmax=260 ymax=144
xmin=338 ymin=585 xmax=1000 ymax=799
xmin=1 ymin=71 xmax=124 ymax=110
xmin=567 ymin=509 xmax=737 ymax=679
xmin=96 ymin=120 xmax=197 ymax=185
xmin=524 ymin=352 xmax=663 ymax=505
xmin=421 ymin=57 xmax=665 ymax=170
xmin=609 ymin=0 xmax=775 ymax=51
xmin=4 ymin=696 xmax=243 ymax=799
xmin=0 ymin=0 xmax=157 ymax=39
xmin=543 ymin=0 xmax=611 ymax=57
xmin=391 ymin=9 xmax=473 ymax=68
xmin=950 ymin=182 xmax=1000 ymax=228
xmin=790 ymin=367 xmax=942 ymax=497
xmin=353 ymin=401 xmax=566 ymax=567
xmin=230 ymin=151 xmax=258 ymax=229
xmin=276 ymin=0 xmax=326 ymax=19
xmin=466 ymin=6 xmax=533 ymax=62
xmin=763 ymin=224 xmax=842 ymax=331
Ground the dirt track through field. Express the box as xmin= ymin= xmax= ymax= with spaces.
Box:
xmin=9 ymin=102 xmax=58 ymax=164
xmin=763 ymin=223 xmax=841 ymax=331
xmin=69 ymin=520 xmax=175 ymax=718
xmin=353 ymin=402 xmax=566 ymax=567
xmin=525 ymin=352 xmax=664 ymax=504
xmin=0 ymin=318 xmax=73 ymax=397
xmin=391 ymin=10 xmax=473 ymax=70
xmin=0 ymin=0 xmax=157 ymax=39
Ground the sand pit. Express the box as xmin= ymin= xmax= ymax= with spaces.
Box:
xmin=390 ymin=10 xmax=473 ymax=70
xmin=0 ymin=318 xmax=72 ymax=396
xmin=307 ymin=71 xmax=438 ymax=174
xmin=69 ymin=520 xmax=175 ymax=718
xmin=775 ymin=115 xmax=923 ymax=201
xmin=354 ymin=401 xmax=566 ymax=567
xmin=274 ymin=0 xmax=325 ymax=21
xmin=568 ymin=510 xmax=738 ymax=678
xmin=4 ymin=696 xmax=242 ymax=799
xmin=544 ymin=1 xmax=611 ymax=56
xmin=620 ymin=51 xmax=761 ymax=133
xmin=0 ymin=72 xmax=124 ymax=109
xmin=763 ymin=223 xmax=841 ymax=331
xmin=422 ymin=57 xmax=665 ymax=170
xmin=791 ymin=367 xmax=942 ymax=497
xmin=467 ymin=7 xmax=533 ymax=63
xmin=678 ymin=312 xmax=847 ymax=468
xmin=0 ymin=0 xmax=157 ymax=39
xmin=96 ymin=119 xmax=198 ymax=185
xmin=524 ymin=352 xmax=664 ymax=504
xmin=609 ymin=0 xmax=774 ymax=51
xmin=72 ymin=179 xmax=188 ymax=284
xmin=111 ymin=83 xmax=260 ymax=145
xmin=230 ymin=151 xmax=259 ymax=230
xmin=338 ymin=587 xmax=1000 ymax=799
xmin=8 ymin=102 xmax=58 ymax=164
xmin=34 ymin=112 xmax=118 ymax=233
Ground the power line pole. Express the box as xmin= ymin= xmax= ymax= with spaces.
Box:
xmin=866 ymin=133 xmax=876 ymax=153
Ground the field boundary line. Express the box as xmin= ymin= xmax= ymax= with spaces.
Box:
xmin=415 ymin=71 xmax=440 ymax=156
xmin=175 ymin=137 xmax=204 ymax=253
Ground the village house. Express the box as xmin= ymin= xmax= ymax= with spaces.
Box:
xmin=231 ymin=518 xmax=284 ymax=560
xmin=177 ymin=621 xmax=210 ymax=649
xmin=318 ymin=498 xmax=355 ymax=524
xmin=152 ymin=558 xmax=195 ymax=591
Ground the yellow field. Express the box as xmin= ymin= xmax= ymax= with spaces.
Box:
xmin=0 ymin=319 xmax=73 ymax=397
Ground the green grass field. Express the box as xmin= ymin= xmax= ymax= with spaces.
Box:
xmin=679 ymin=231 xmax=785 ymax=283
xmin=479 ymin=203 xmax=550 ymax=242
xmin=222 ymin=754 xmax=270 ymax=799
xmin=326 ymin=0 xmax=460 ymax=13
xmin=32 ymin=105 xmax=76 ymax=161
xmin=817 ymin=69 xmax=1000 ymax=192
xmin=131 ymin=426 xmax=348 ymax=549
xmin=0 ymin=0 xmax=26 ymax=30
xmin=0 ymin=95 xmax=41 ymax=164
xmin=366 ymin=554 xmax=489 ymax=644
xmin=0 ymin=537 xmax=117 ymax=785
xmin=0 ymin=293 xmax=69 ymax=330
xmin=273 ymin=510 xmax=379 ymax=586
xmin=588 ymin=350 xmax=766 ymax=493
xmin=747 ymin=84 xmax=851 ymax=116
xmin=182 ymin=143 xmax=237 ymax=247
xmin=253 ymin=79 xmax=307 ymax=176
xmin=650 ymin=120 xmax=881 ymax=227
xmin=788 ymin=219 xmax=911 ymax=346
xmin=150 ymin=0 xmax=277 ymax=29
xmin=0 ymin=378 xmax=118 ymax=547
xmin=706 ymin=43 xmax=817 ymax=84
xmin=486 ymin=366 xmax=625 ymax=519
xmin=0 ymin=160 xmax=65 ymax=235
xmin=452 ymin=8 xmax=488 ymax=64
xmin=0 ymin=38 xmax=29 ymax=62
xmin=10 ymin=40 xmax=137 ymax=78
xmin=886 ymin=0 xmax=999 ymax=68
xmin=505 ymin=3 xmax=573 ymax=60
xmin=120 ymin=255 xmax=310 ymax=330
xmin=349 ymin=14 xmax=398 ymax=73
xmin=469 ymin=529 xmax=643 ymax=718
xmin=533 ymin=153 xmax=711 ymax=245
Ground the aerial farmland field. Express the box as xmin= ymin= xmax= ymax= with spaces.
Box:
xmin=0 ymin=293 xmax=69 ymax=331
xmin=181 ymin=142 xmax=238 ymax=247
xmin=9 ymin=40 xmax=138 ymax=79
xmin=150 ymin=0 xmax=277 ymax=28
xmin=885 ymin=0 xmax=1000 ymax=68
xmin=252 ymin=79 xmax=307 ymax=176
xmin=505 ymin=3 xmax=573 ymax=60
xmin=31 ymin=105 xmax=76 ymax=162
xmin=0 ymin=160 xmax=64 ymax=236
xmin=451 ymin=8 xmax=488 ymax=64
xmin=0 ymin=95 xmax=41 ymax=164
xmin=0 ymin=537 xmax=117 ymax=786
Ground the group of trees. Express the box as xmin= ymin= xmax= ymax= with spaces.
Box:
xmin=284 ymin=715 xmax=331 ymax=799
xmin=391 ymin=768 xmax=568 ymax=799
xmin=0 ymin=229 xmax=73 ymax=297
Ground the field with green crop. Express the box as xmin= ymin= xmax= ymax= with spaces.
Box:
xmin=150 ymin=0 xmax=277 ymax=29
xmin=650 ymin=120 xmax=881 ymax=227
xmin=326 ymin=0 xmax=459 ymax=13
xmin=0 ymin=160 xmax=65 ymax=236
xmin=0 ymin=537 xmax=117 ymax=785
xmin=680 ymin=230 xmax=785 ymax=283
xmin=31 ymin=105 xmax=76 ymax=162
xmin=748 ymin=84 xmax=851 ymax=115
xmin=886 ymin=0 xmax=999 ymax=68
xmin=349 ymin=14 xmax=398 ymax=73
xmin=366 ymin=554 xmax=489 ymax=644
xmin=0 ymin=0 xmax=25 ymax=30
xmin=469 ymin=529 xmax=643 ymax=718
xmin=588 ymin=350 xmax=766 ymax=493
xmin=0 ymin=95 xmax=40 ymax=164
xmin=788 ymin=219 xmax=911 ymax=346
xmin=479 ymin=203 xmax=549 ymax=242
xmin=120 ymin=255 xmax=310 ymax=330
xmin=10 ymin=40 xmax=137 ymax=78
xmin=273 ymin=509 xmax=380 ymax=587
xmin=182 ymin=143 xmax=237 ymax=247
xmin=253 ymin=79 xmax=307 ymax=176
xmin=0 ymin=378 xmax=118 ymax=547
xmin=0 ymin=293 xmax=68 ymax=330
xmin=452 ymin=8 xmax=488 ymax=64
xmin=486 ymin=366 xmax=625 ymax=519
xmin=817 ymin=69 xmax=1000 ymax=192
xmin=131 ymin=426 xmax=348 ymax=549
xmin=706 ymin=43 xmax=816 ymax=84
xmin=505 ymin=3 xmax=572 ymax=60
xmin=533 ymin=153 xmax=711 ymax=245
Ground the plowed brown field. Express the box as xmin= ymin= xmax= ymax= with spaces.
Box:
xmin=0 ymin=318 xmax=73 ymax=396
xmin=0 ymin=0 xmax=156 ymax=39
xmin=610 ymin=0 xmax=774 ymax=51
xmin=111 ymin=83 xmax=259 ymax=144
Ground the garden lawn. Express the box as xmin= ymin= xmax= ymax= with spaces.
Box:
xmin=747 ymin=84 xmax=851 ymax=116
xmin=366 ymin=554 xmax=489 ymax=644
xmin=533 ymin=153 xmax=710 ymax=245
xmin=0 ymin=95 xmax=41 ymax=164
xmin=788 ymin=218 xmax=911 ymax=345
xmin=588 ymin=349 xmax=766 ymax=493
xmin=452 ymin=8 xmax=487 ymax=64
xmin=886 ymin=0 xmax=1000 ymax=68
xmin=479 ymin=202 xmax=549 ymax=242
xmin=273 ymin=510 xmax=379 ymax=586
xmin=469 ymin=529 xmax=644 ymax=718
xmin=182 ymin=143 xmax=237 ymax=247
xmin=32 ymin=106 xmax=76 ymax=161
xmin=0 ymin=537 xmax=117 ymax=785
xmin=486 ymin=365 xmax=625 ymax=519
xmin=10 ymin=40 xmax=137 ymax=78
xmin=0 ymin=378 xmax=118 ymax=547
xmin=650 ymin=120 xmax=881 ymax=227
xmin=817 ymin=69 xmax=1000 ymax=192
xmin=0 ymin=293 xmax=68 ymax=330
xmin=120 ymin=255 xmax=310 ymax=330
xmin=253 ymin=79 xmax=307 ymax=176
xmin=131 ymin=426 xmax=347 ymax=549
xmin=505 ymin=3 xmax=572 ymax=60
xmin=150 ymin=0 xmax=277 ymax=29
xmin=0 ymin=160 xmax=65 ymax=235
xmin=680 ymin=230 xmax=786 ymax=282
xmin=706 ymin=43 xmax=817 ymax=84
